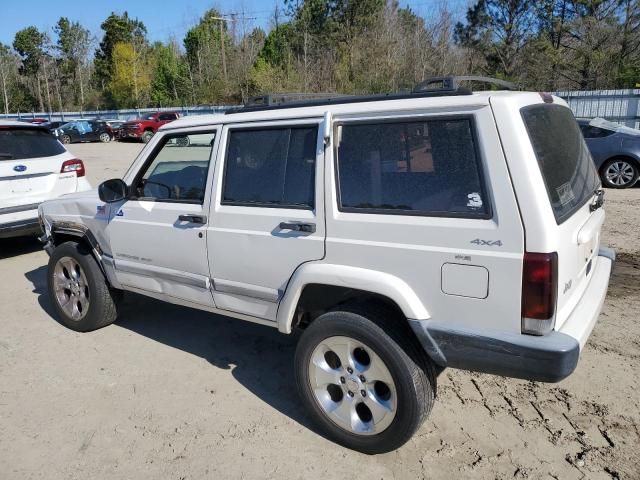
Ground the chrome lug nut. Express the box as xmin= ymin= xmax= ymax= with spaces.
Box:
xmin=348 ymin=391 xmax=354 ymax=397
xmin=340 ymin=377 xmax=345 ymax=384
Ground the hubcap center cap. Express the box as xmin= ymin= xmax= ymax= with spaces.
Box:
xmin=345 ymin=375 xmax=360 ymax=393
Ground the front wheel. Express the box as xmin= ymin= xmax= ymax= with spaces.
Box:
xmin=294 ymin=305 xmax=436 ymax=454
xmin=141 ymin=131 xmax=154 ymax=143
xmin=47 ymin=241 xmax=119 ymax=332
xmin=601 ymin=158 xmax=639 ymax=188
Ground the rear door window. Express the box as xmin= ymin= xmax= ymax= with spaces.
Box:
xmin=222 ymin=126 xmax=317 ymax=209
xmin=0 ymin=128 xmax=66 ymax=160
xmin=522 ymin=105 xmax=600 ymax=224
xmin=335 ymin=118 xmax=489 ymax=218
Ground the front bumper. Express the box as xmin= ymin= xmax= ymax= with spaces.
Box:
xmin=409 ymin=248 xmax=614 ymax=383
xmin=0 ymin=218 xmax=42 ymax=239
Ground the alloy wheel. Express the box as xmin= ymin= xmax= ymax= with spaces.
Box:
xmin=605 ymin=160 xmax=635 ymax=186
xmin=52 ymin=256 xmax=90 ymax=321
xmin=308 ymin=336 xmax=397 ymax=435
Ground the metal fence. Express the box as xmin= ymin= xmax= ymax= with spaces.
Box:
xmin=554 ymin=89 xmax=640 ymax=128
xmin=2 ymin=105 xmax=234 ymax=122
xmin=5 ymin=90 xmax=640 ymax=128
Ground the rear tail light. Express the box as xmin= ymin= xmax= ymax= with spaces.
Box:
xmin=522 ymin=252 xmax=557 ymax=335
xmin=60 ymin=159 xmax=85 ymax=177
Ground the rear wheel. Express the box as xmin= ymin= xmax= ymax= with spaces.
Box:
xmin=99 ymin=132 xmax=111 ymax=143
xmin=60 ymin=134 xmax=71 ymax=144
xmin=601 ymin=158 xmax=639 ymax=188
xmin=294 ymin=304 xmax=436 ymax=454
xmin=141 ymin=131 xmax=154 ymax=143
xmin=47 ymin=241 xmax=119 ymax=332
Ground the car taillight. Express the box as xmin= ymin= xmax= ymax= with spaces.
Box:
xmin=60 ymin=159 xmax=85 ymax=177
xmin=522 ymin=252 xmax=557 ymax=335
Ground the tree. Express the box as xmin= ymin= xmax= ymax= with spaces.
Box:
xmin=455 ymin=0 xmax=535 ymax=80
xmin=150 ymin=40 xmax=191 ymax=105
xmin=55 ymin=17 xmax=93 ymax=109
xmin=108 ymin=41 xmax=150 ymax=108
xmin=13 ymin=26 xmax=47 ymax=111
xmin=94 ymin=12 xmax=147 ymax=93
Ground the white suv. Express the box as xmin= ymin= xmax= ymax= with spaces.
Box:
xmin=0 ymin=121 xmax=90 ymax=239
xmin=38 ymin=78 xmax=614 ymax=453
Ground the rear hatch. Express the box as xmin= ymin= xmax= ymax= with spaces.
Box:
xmin=0 ymin=126 xmax=77 ymax=208
xmin=520 ymin=103 xmax=602 ymax=331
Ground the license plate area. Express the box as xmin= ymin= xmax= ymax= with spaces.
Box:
xmin=10 ymin=178 xmax=32 ymax=193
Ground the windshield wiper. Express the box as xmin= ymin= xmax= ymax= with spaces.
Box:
xmin=590 ymin=188 xmax=605 ymax=212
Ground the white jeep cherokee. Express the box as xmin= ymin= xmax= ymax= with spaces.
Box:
xmin=38 ymin=78 xmax=614 ymax=453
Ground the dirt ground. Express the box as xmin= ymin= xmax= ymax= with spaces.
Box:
xmin=1 ymin=141 xmax=639 ymax=479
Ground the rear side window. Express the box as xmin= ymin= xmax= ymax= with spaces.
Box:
xmin=579 ymin=124 xmax=614 ymax=139
xmin=222 ymin=126 xmax=317 ymax=209
xmin=335 ymin=118 xmax=489 ymax=217
xmin=0 ymin=128 xmax=66 ymax=160
xmin=522 ymin=105 xmax=600 ymax=224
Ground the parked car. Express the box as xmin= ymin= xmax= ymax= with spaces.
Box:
xmin=55 ymin=120 xmax=113 ymax=144
xmin=38 ymin=77 xmax=613 ymax=454
xmin=42 ymin=120 xmax=68 ymax=133
xmin=0 ymin=121 xmax=90 ymax=239
xmin=17 ymin=117 xmax=49 ymax=124
xmin=102 ymin=119 xmax=125 ymax=139
xmin=119 ymin=111 xmax=181 ymax=143
xmin=578 ymin=117 xmax=640 ymax=188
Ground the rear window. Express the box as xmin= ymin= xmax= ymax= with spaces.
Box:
xmin=335 ymin=118 xmax=489 ymax=218
xmin=522 ymin=105 xmax=600 ymax=224
xmin=0 ymin=128 xmax=66 ymax=160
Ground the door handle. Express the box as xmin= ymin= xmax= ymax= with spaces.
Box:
xmin=279 ymin=221 xmax=316 ymax=233
xmin=178 ymin=214 xmax=207 ymax=224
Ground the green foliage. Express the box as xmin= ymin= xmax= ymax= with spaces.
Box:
xmin=5 ymin=1 xmax=640 ymax=113
xmin=13 ymin=26 xmax=46 ymax=76
xmin=94 ymin=12 xmax=147 ymax=88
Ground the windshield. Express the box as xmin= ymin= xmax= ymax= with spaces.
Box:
xmin=589 ymin=117 xmax=640 ymax=136
xmin=522 ymin=104 xmax=601 ymax=224
xmin=0 ymin=128 xmax=66 ymax=160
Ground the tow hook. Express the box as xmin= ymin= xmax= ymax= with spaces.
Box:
xmin=590 ymin=189 xmax=605 ymax=212
xmin=39 ymin=234 xmax=54 ymax=256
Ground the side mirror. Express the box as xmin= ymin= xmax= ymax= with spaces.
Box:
xmin=99 ymin=178 xmax=128 ymax=203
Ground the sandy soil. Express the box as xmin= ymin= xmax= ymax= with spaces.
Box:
xmin=0 ymin=141 xmax=638 ymax=479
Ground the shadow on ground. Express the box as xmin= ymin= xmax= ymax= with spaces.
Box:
xmin=0 ymin=236 xmax=42 ymax=260
xmin=24 ymin=264 xmax=318 ymax=435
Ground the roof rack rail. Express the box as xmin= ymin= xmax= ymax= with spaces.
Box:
xmin=227 ymin=75 xmax=515 ymax=114
xmin=413 ymin=76 xmax=517 ymax=93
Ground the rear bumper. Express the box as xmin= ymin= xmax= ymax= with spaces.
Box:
xmin=0 ymin=218 xmax=42 ymax=239
xmin=409 ymin=248 xmax=614 ymax=383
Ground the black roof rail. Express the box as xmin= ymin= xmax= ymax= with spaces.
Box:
xmin=413 ymin=76 xmax=517 ymax=93
xmin=227 ymin=75 xmax=515 ymax=114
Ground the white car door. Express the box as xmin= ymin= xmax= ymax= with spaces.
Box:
xmin=207 ymin=119 xmax=326 ymax=321
xmin=105 ymin=129 xmax=219 ymax=307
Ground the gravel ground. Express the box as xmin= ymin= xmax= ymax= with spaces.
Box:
xmin=1 ymin=141 xmax=639 ymax=479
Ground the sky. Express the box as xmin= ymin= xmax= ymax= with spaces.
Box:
xmin=0 ymin=0 xmax=469 ymax=47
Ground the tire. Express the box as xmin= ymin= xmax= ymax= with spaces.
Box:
xmin=294 ymin=303 xmax=436 ymax=454
xmin=175 ymin=136 xmax=190 ymax=147
xmin=99 ymin=132 xmax=111 ymax=143
xmin=60 ymin=134 xmax=71 ymax=144
xmin=141 ymin=131 xmax=154 ymax=143
xmin=601 ymin=157 xmax=639 ymax=188
xmin=47 ymin=241 xmax=119 ymax=332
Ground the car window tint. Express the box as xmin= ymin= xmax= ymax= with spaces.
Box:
xmin=580 ymin=125 xmax=614 ymax=139
xmin=522 ymin=105 xmax=600 ymax=223
xmin=135 ymin=132 xmax=216 ymax=204
xmin=223 ymin=126 xmax=317 ymax=208
xmin=0 ymin=128 xmax=66 ymax=160
xmin=336 ymin=119 xmax=489 ymax=217
xmin=159 ymin=113 xmax=176 ymax=121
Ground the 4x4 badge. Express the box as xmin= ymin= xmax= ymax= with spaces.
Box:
xmin=470 ymin=238 xmax=502 ymax=247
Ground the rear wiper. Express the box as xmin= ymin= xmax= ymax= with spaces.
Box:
xmin=0 ymin=153 xmax=14 ymax=159
xmin=590 ymin=188 xmax=605 ymax=212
